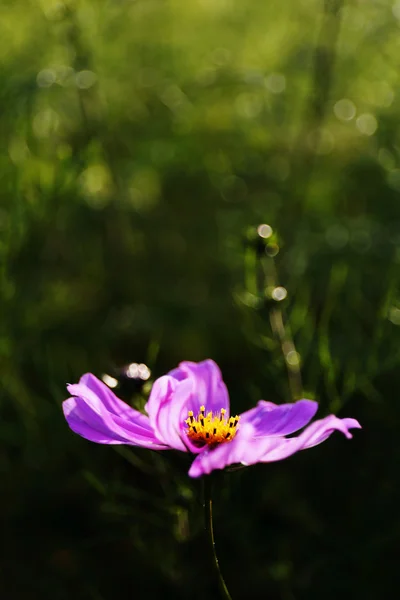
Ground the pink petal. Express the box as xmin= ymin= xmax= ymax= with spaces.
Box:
xmin=254 ymin=415 xmax=361 ymax=463
xmin=188 ymin=423 xmax=265 ymax=477
xmin=240 ymin=399 xmax=318 ymax=436
xmin=153 ymin=378 xmax=194 ymax=451
xmin=69 ymin=373 xmax=135 ymax=418
xmin=188 ymin=415 xmax=361 ymax=477
xmin=176 ymin=360 xmax=230 ymax=415
xmin=144 ymin=375 xmax=180 ymax=428
xmin=64 ymin=375 xmax=167 ymax=449
xmin=144 ymin=359 xmax=230 ymax=451
xmin=63 ymin=398 xmax=125 ymax=444
xmin=144 ymin=375 xmax=192 ymax=451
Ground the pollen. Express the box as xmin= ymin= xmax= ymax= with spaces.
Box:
xmin=185 ymin=405 xmax=240 ymax=447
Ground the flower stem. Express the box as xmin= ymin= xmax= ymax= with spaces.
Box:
xmin=203 ymin=476 xmax=233 ymax=600
xmin=261 ymin=253 xmax=303 ymax=401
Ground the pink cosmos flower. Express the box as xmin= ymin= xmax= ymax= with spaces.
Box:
xmin=63 ymin=359 xmax=361 ymax=477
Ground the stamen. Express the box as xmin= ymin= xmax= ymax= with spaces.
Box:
xmin=185 ymin=406 xmax=239 ymax=447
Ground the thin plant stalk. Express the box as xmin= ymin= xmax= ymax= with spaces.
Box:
xmin=203 ymin=476 xmax=233 ymax=600
xmin=261 ymin=250 xmax=303 ymax=401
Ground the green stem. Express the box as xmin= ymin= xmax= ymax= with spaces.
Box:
xmin=261 ymin=251 xmax=303 ymax=401
xmin=203 ymin=477 xmax=233 ymax=600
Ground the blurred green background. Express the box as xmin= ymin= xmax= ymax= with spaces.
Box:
xmin=1 ymin=0 xmax=400 ymax=598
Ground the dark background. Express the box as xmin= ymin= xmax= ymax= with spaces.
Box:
xmin=1 ymin=1 xmax=399 ymax=599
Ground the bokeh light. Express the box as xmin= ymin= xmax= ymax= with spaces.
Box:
xmin=271 ymin=286 xmax=287 ymax=301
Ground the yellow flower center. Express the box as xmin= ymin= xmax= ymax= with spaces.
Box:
xmin=185 ymin=406 xmax=240 ymax=447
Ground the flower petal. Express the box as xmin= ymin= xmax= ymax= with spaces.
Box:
xmin=188 ymin=423 xmax=263 ymax=477
xmin=254 ymin=414 xmax=362 ymax=464
xmin=240 ymin=399 xmax=318 ymax=436
xmin=144 ymin=375 xmax=194 ymax=450
xmin=64 ymin=375 xmax=167 ymax=449
xmin=294 ymin=416 xmax=362 ymax=449
xmin=144 ymin=375 xmax=180 ymax=428
xmin=63 ymin=398 xmax=123 ymax=444
xmin=151 ymin=377 xmax=194 ymax=451
xmin=143 ymin=359 xmax=230 ymax=451
xmin=188 ymin=415 xmax=361 ymax=477
xmin=176 ymin=359 xmax=230 ymax=415
xmin=69 ymin=373 xmax=135 ymax=418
